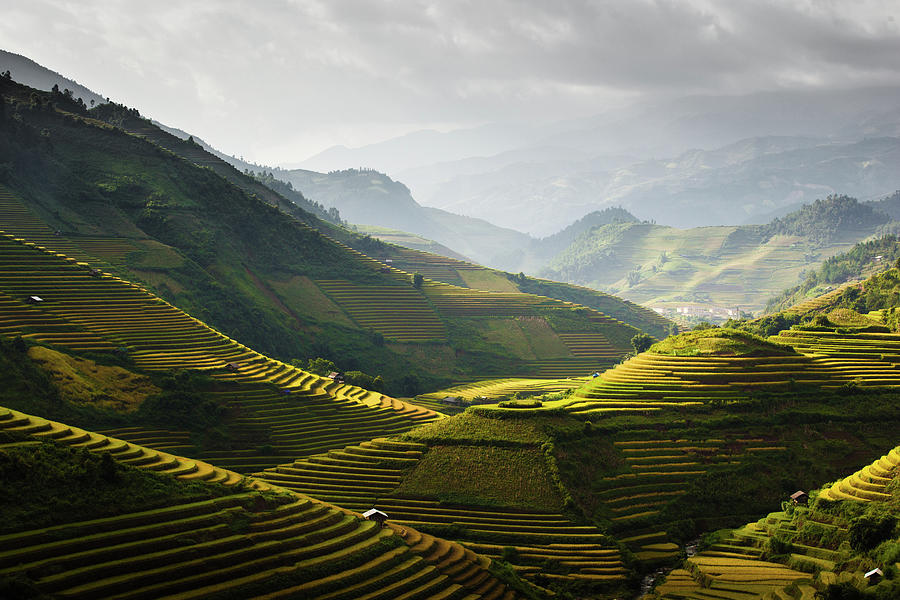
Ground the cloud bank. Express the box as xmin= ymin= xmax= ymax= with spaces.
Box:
xmin=4 ymin=0 xmax=899 ymax=163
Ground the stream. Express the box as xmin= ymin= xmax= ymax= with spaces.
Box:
xmin=635 ymin=537 xmax=700 ymax=598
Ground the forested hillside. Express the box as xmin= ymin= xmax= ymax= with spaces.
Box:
xmin=766 ymin=235 xmax=900 ymax=313
xmin=540 ymin=194 xmax=899 ymax=313
xmin=0 ymin=76 xmax=661 ymax=394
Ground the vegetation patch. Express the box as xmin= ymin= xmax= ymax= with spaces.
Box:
xmin=395 ymin=445 xmax=564 ymax=511
xmin=27 ymin=345 xmax=159 ymax=411
xmin=650 ymin=328 xmax=796 ymax=357
xmin=0 ymin=437 xmax=237 ymax=534
xmin=401 ymin=411 xmax=550 ymax=446
xmin=826 ymin=308 xmax=879 ymax=328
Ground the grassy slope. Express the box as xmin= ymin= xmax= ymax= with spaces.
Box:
xmin=766 ymin=235 xmax=900 ymax=313
xmin=366 ymin=243 xmax=674 ymax=340
xmin=0 ymin=408 xmax=525 ymax=600
xmin=649 ymin=448 xmax=900 ymax=599
xmin=0 ymin=432 xmax=238 ymax=535
xmin=0 ymin=78 xmax=646 ymax=391
xmin=649 ymin=328 xmax=796 ymax=357
xmin=274 ymin=167 xmax=533 ymax=270
xmin=542 ymin=212 xmax=888 ymax=313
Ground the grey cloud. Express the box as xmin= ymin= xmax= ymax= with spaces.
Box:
xmin=3 ymin=0 xmax=899 ymax=162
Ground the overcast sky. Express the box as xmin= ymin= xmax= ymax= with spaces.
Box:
xmin=4 ymin=0 xmax=900 ymax=165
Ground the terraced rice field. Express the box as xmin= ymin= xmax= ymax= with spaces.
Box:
xmin=818 ymin=445 xmax=900 ymax=501
xmin=95 ymin=427 xmax=194 ymax=454
xmin=0 ymin=406 xmax=516 ymax=600
xmin=417 ymin=377 xmax=585 ymax=406
xmin=783 ymin=280 xmax=863 ymax=314
xmin=594 ymin=438 xmax=786 ymax=528
xmin=422 ymin=281 xmax=562 ymax=318
xmin=567 ymin=353 xmax=837 ymax=415
xmin=772 ymin=329 xmax=900 ymax=388
xmin=0 ymin=235 xmax=439 ymax=460
xmin=194 ymin=385 xmax=436 ymax=473
xmin=381 ymin=247 xmax=484 ymax=287
xmin=253 ymin=439 xmax=627 ymax=588
xmin=315 ymin=279 xmax=447 ymax=342
xmin=651 ymin=444 xmax=900 ymax=599
xmin=0 ymin=187 xmax=101 ymax=263
xmin=652 ymin=512 xmax=816 ymax=599
xmin=556 ymin=332 xmax=619 ymax=358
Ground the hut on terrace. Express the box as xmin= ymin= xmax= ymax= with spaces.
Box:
xmin=865 ymin=568 xmax=883 ymax=585
xmin=790 ymin=490 xmax=809 ymax=506
xmin=362 ymin=508 xmax=388 ymax=527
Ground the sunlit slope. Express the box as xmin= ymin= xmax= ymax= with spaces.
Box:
xmin=567 ymin=330 xmax=831 ymax=415
xmin=567 ymin=327 xmax=900 ymax=418
xmin=0 ymin=233 xmax=441 ymax=468
xmin=0 ymin=76 xmax=660 ymax=385
xmin=372 ymin=244 xmax=674 ymax=339
xmin=0 ymin=179 xmax=636 ymax=381
xmin=543 ymin=221 xmax=874 ymax=312
xmin=650 ymin=444 xmax=900 ymax=599
xmin=0 ymin=406 xmax=520 ymax=600
xmin=253 ymin=434 xmax=629 ymax=591
xmin=818 ymin=445 xmax=900 ymax=501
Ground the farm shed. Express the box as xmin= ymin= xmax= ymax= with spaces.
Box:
xmin=362 ymin=508 xmax=388 ymax=527
xmin=865 ymin=568 xmax=883 ymax=584
xmin=789 ymin=490 xmax=808 ymax=505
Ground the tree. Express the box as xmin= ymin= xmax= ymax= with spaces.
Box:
xmin=849 ymin=513 xmax=896 ymax=551
xmin=306 ymin=357 xmax=336 ymax=376
xmin=631 ymin=332 xmax=654 ymax=354
xmin=412 ymin=272 xmax=424 ymax=288
xmin=625 ymin=268 xmax=641 ymax=287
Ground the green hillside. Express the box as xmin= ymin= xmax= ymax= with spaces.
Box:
xmin=5 ymin=234 xmax=900 ymax=598
xmin=541 ymin=195 xmax=896 ymax=313
xmin=250 ymin=324 xmax=900 ymax=596
xmin=360 ymin=244 xmax=674 ymax=340
xmin=0 ymin=76 xmax=654 ymax=391
xmin=272 ymin=167 xmax=533 ymax=270
xmin=649 ymin=446 xmax=900 ymax=599
xmin=765 ymin=235 xmax=900 ymax=313
xmin=0 ymin=408 xmax=524 ymax=600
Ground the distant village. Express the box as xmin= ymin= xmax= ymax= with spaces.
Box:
xmin=651 ymin=304 xmax=748 ymax=325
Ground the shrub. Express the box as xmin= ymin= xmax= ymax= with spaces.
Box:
xmin=849 ymin=513 xmax=896 ymax=551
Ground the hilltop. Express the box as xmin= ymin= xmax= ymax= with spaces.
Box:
xmin=0 ymin=49 xmax=106 ymax=108
xmin=649 ymin=445 xmax=900 ymax=599
xmin=765 ymin=235 xmax=900 ymax=313
xmin=0 ymin=407 xmax=526 ymax=599
xmin=0 ymin=75 xmax=670 ymax=393
xmin=648 ymin=329 xmax=795 ymax=357
xmin=540 ymin=194 xmax=898 ymax=313
xmin=263 ymin=167 xmax=532 ymax=270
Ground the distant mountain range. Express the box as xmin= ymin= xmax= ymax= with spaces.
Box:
xmin=538 ymin=193 xmax=900 ymax=312
xmin=0 ymin=49 xmax=106 ymax=107
xmin=402 ymin=134 xmax=900 ymax=235
xmin=295 ymin=86 xmax=900 ymax=236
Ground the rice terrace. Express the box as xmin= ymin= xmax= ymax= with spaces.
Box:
xmin=3 ymin=5 xmax=900 ymax=600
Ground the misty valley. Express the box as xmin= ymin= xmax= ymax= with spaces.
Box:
xmin=2 ymin=5 xmax=900 ymax=599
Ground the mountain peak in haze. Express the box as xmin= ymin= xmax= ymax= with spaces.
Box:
xmin=0 ymin=49 xmax=105 ymax=107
